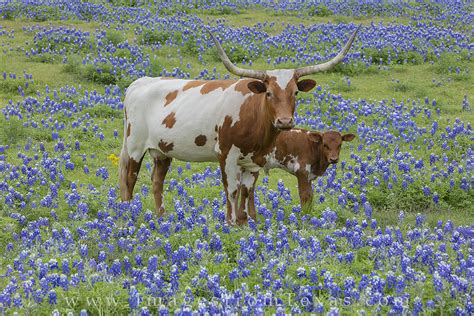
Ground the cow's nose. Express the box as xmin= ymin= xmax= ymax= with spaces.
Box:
xmin=275 ymin=117 xmax=294 ymax=130
xmin=329 ymin=157 xmax=339 ymax=164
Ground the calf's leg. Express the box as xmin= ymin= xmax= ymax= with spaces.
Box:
xmin=297 ymin=173 xmax=313 ymax=211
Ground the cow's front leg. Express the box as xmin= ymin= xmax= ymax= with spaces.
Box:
xmin=151 ymin=157 xmax=172 ymax=217
xmin=240 ymin=170 xmax=259 ymax=222
xmin=219 ymin=151 xmax=242 ymax=225
xmin=296 ymin=173 xmax=313 ymax=212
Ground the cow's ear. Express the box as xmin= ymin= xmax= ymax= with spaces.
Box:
xmin=247 ymin=81 xmax=267 ymax=94
xmin=297 ymin=79 xmax=316 ymax=92
xmin=342 ymin=134 xmax=356 ymax=142
xmin=308 ymin=132 xmax=322 ymax=143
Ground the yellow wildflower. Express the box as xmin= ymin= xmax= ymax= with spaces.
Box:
xmin=108 ymin=153 xmax=120 ymax=166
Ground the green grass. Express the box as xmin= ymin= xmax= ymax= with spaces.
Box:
xmin=0 ymin=8 xmax=473 ymax=314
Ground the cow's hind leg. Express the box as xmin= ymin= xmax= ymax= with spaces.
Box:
xmin=119 ymin=148 xmax=144 ymax=201
xmin=151 ymin=157 xmax=172 ymax=217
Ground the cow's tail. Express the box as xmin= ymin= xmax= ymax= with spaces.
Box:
xmin=119 ymin=110 xmax=130 ymax=201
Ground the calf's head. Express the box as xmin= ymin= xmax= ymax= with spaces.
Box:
xmin=208 ymin=26 xmax=360 ymax=131
xmin=309 ymin=131 xmax=356 ymax=164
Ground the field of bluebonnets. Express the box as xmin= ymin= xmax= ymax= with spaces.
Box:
xmin=0 ymin=0 xmax=473 ymax=315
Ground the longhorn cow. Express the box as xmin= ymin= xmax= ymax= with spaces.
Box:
xmin=119 ymin=27 xmax=359 ymax=225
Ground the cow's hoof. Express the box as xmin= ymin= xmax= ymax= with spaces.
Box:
xmin=156 ymin=207 xmax=166 ymax=218
xmin=236 ymin=216 xmax=248 ymax=226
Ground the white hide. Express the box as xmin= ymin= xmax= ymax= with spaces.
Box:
xmin=306 ymin=164 xmax=317 ymax=180
xmin=266 ymin=69 xmax=295 ymax=89
xmin=224 ymin=145 xmax=242 ymax=224
xmin=264 ymin=148 xmax=301 ymax=176
xmin=124 ymin=77 xmax=248 ymax=162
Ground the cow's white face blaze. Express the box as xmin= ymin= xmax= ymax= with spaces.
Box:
xmin=246 ymin=69 xmax=317 ymax=130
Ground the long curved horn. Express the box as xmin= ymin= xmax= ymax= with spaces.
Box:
xmin=207 ymin=29 xmax=267 ymax=80
xmin=295 ymin=25 xmax=361 ymax=77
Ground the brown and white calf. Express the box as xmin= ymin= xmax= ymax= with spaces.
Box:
xmin=263 ymin=130 xmax=355 ymax=208
xmin=119 ymin=28 xmax=359 ymax=225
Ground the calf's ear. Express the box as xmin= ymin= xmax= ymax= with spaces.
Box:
xmin=342 ymin=134 xmax=356 ymax=142
xmin=297 ymin=79 xmax=316 ymax=92
xmin=308 ymin=132 xmax=322 ymax=143
xmin=247 ymin=81 xmax=267 ymax=94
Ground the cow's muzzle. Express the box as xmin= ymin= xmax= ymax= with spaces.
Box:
xmin=275 ymin=117 xmax=294 ymax=130
xmin=329 ymin=157 xmax=339 ymax=164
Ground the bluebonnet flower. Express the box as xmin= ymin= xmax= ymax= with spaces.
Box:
xmin=416 ymin=213 xmax=424 ymax=227
xmin=296 ymin=267 xmax=306 ymax=279
xmin=128 ymin=286 xmax=140 ymax=309
xmin=364 ymin=202 xmax=372 ymax=218
xmin=48 ymin=290 xmax=57 ymax=305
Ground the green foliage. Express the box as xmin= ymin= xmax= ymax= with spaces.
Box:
xmin=204 ymin=7 xmax=238 ymax=15
xmin=113 ymin=48 xmax=133 ymax=59
xmin=86 ymin=104 xmax=120 ymax=119
xmin=140 ymin=29 xmax=171 ymax=45
xmin=183 ymin=35 xmax=199 ymax=56
xmin=0 ymin=78 xmax=35 ymax=96
xmin=397 ymin=51 xmax=424 ymax=65
xmin=159 ymin=5 xmax=191 ymax=16
xmin=0 ymin=217 xmax=17 ymax=249
xmin=390 ymin=80 xmax=411 ymax=92
xmin=432 ymin=52 xmax=472 ymax=81
xmin=223 ymin=45 xmax=249 ymax=63
xmin=361 ymin=48 xmax=426 ymax=66
xmin=29 ymin=52 xmax=59 ymax=64
xmin=363 ymin=47 xmax=390 ymax=64
xmin=1 ymin=5 xmax=18 ymax=20
xmin=105 ymin=30 xmax=126 ymax=46
xmin=333 ymin=61 xmax=377 ymax=76
xmin=0 ymin=117 xmax=26 ymax=145
xmin=116 ymin=76 xmax=135 ymax=91
xmin=63 ymin=55 xmax=83 ymax=75
xmin=84 ymin=64 xmax=117 ymax=85
xmin=31 ymin=5 xmax=61 ymax=22
xmin=205 ymin=44 xmax=250 ymax=63
xmin=307 ymin=4 xmax=333 ymax=17
xmin=332 ymin=77 xmax=355 ymax=92
xmin=107 ymin=0 xmax=139 ymax=7
xmin=148 ymin=58 xmax=163 ymax=76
